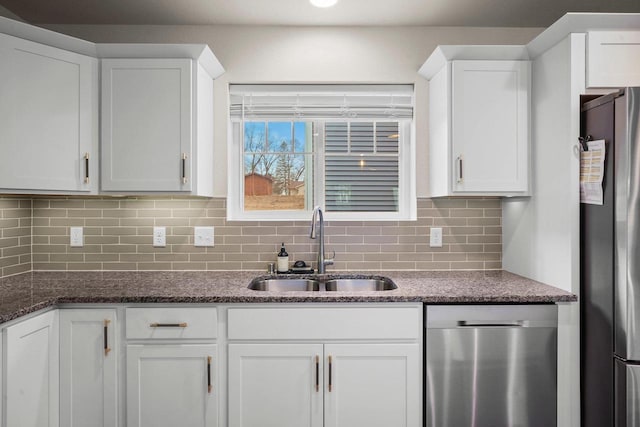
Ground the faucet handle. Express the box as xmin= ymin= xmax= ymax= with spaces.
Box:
xmin=324 ymin=250 xmax=335 ymax=266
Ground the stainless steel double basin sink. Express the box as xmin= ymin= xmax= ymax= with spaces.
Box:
xmin=248 ymin=276 xmax=397 ymax=292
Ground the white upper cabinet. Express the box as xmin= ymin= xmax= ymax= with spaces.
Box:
xmin=587 ymin=31 xmax=640 ymax=88
xmin=100 ymin=48 xmax=221 ymax=196
xmin=420 ymin=46 xmax=530 ymax=197
xmin=0 ymin=32 xmax=98 ymax=194
xmin=101 ymin=58 xmax=193 ymax=192
xmin=102 ymin=58 xmax=218 ymax=196
xmin=0 ymin=17 xmax=224 ymax=196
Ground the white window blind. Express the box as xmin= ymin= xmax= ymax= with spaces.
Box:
xmin=230 ymin=84 xmax=413 ymax=120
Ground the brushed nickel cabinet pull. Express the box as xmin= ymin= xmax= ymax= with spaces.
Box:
xmin=181 ymin=153 xmax=188 ymax=184
xmin=315 ymin=355 xmax=320 ymax=392
xmin=103 ymin=319 xmax=111 ymax=356
xmin=149 ymin=322 xmax=188 ymax=328
xmin=84 ymin=152 xmax=90 ymax=184
xmin=456 ymin=155 xmax=463 ymax=183
xmin=207 ymin=356 xmax=212 ymax=393
xmin=328 ymin=355 xmax=333 ymax=392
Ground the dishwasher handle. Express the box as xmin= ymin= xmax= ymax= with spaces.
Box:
xmin=426 ymin=305 xmax=558 ymax=329
xmin=457 ymin=320 xmax=525 ymax=327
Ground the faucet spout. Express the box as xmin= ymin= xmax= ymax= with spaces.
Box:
xmin=309 ymin=206 xmax=334 ymax=274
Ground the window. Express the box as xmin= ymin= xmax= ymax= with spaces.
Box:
xmin=243 ymin=121 xmax=314 ymax=212
xmin=228 ymin=85 xmax=416 ymax=221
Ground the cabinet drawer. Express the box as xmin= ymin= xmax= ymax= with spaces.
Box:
xmin=228 ymin=305 xmax=422 ymax=340
xmin=126 ymin=307 xmax=217 ymax=340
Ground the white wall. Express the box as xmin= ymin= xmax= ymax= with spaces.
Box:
xmin=45 ymin=24 xmax=542 ymax=197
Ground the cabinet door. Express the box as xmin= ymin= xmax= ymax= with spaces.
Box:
xmin=5 ymin=310 xmax=59 ymax=427
xmin=324 ymin=343 xmax=421 ymax=427
xmin=451 ymin=60 xmax=529 ymax=193
xmin=60 ymin=309 xmax=118 ymax=427
xmin=228 ymin=343 xmax=324 ymax=427
xmin=587 ymin=31 xmax=640 ymax=88
xmin=0 ymin=33 xmax=97 ymax=193
xmin=101 ymin=58 xmax=193 ymax=192
xmin=127 ymin=344 xmax=217 ymax=427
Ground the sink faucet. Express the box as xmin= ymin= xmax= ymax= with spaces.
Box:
xmin=309 ymin=206 xmax=334 ymax=274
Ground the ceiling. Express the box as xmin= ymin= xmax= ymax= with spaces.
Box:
xmin=1 ymin=0 xmax=640 ymax=27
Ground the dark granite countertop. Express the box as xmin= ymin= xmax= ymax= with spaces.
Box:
xmin=0 ymin=270 xmax=577 ymax=324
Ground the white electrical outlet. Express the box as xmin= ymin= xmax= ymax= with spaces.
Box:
xmin=194 ymin=226 xmax=215 ymax=247
xmin=70 ymin=227 xmax=83 ymax=247
xmin=430 ymin=227 xmax=443 ymax=248
xmin=153 ymin=227 xmax=166 ymax=247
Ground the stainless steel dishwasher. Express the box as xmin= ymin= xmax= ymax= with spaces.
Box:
xmin=425 ymin=305 xmax=557 ymax=427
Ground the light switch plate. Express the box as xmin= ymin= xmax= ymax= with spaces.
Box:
xmin=153 ymin=227 xmax=166 ymax=247
xmin=194 ymin=226 xmax=215 ymax=247
xmin=70 ymin=227 xmax=83 ymax=247
xmin=430 ymin=227 xmax=443 ymax=248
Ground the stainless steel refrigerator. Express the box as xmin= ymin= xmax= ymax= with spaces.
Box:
xmin=581 ymin=87 xmax=640 ymax=427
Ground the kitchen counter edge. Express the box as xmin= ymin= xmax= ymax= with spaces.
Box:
xmin=0 ymin=270 xmax=577 ymax=325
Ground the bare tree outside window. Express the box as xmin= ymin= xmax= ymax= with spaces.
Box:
xmin=244 ymin=122 xmax=312 ymax=211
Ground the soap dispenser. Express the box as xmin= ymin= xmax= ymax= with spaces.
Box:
xmin=277 ymin=243 xmax=289 ymax=273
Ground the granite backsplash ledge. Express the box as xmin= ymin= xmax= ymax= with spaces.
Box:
xmin=0 ymin=196 xmax=502 ymax=277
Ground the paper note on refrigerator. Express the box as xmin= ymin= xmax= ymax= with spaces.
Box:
xmin=580 ymin=139 xmax=606 ymax=205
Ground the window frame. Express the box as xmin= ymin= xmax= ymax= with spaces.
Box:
xmin=227 ymin=92 xmax=416 ymax=222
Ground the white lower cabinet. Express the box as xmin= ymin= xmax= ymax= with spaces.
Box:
xmin=0 ymin=303 xmax=421 ymax=427
xmin=59 ymin=309 xmax=118 ymax=427
xmin=5 ymin=310 xmax=59 ymax=427
xmin=228 ymin=343 xmax=420 ymax=427
xmin=228 ymin=344 xmax=324 ymax=427
xmin=124 ymin=306 xmax=219 ymax=427
xmin=126 ymin=344 xmax=218 ymax=427
xmin=227 ymin=304 xmax=423 ymax=427
xmin=324 ymin=344 xmax=421 ymax=427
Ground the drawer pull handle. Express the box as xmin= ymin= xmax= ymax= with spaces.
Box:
xmin=103 ymin=319 xmax=111 ymax=356
xmin=149 ymin=322 xmax=188 ymax=328
xmin=207 ymin=356 xmax=212 ymax=393
xmin=328 ymin=355 xmax=333 ymax=392
xmin=315 ymin=355 xmax=320 ymax=392
xmin=181 ymin=153 xmax=188 ymax=184
xmin=84 ymin=152 xmax=90 ymax=184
